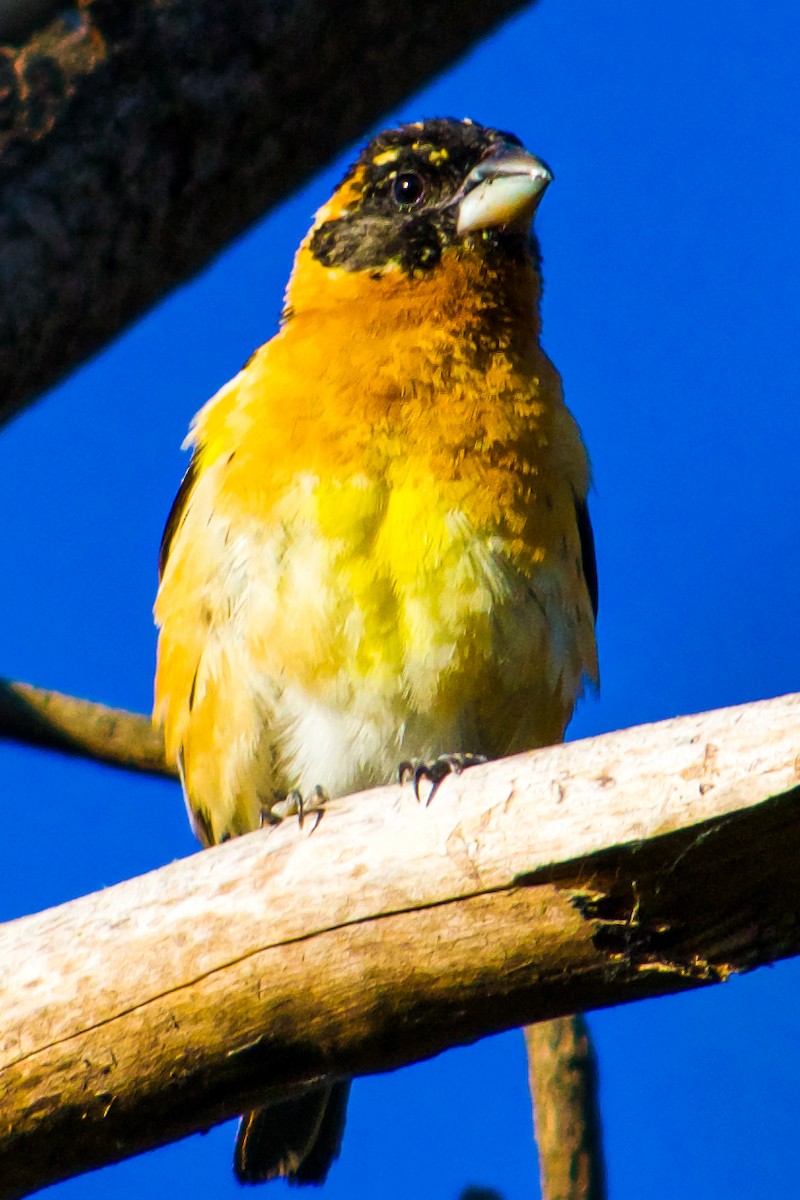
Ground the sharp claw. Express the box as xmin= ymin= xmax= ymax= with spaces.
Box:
xmin=399 ymin=753 xmax=487 ymax=805
xmin=305 ymin=786 xmax=329 ymax=832
xmin=306 ymin=807 xmax=325 ymax=832
xmin=397 ymin=760 xmax=415 ymax=785
xmin=260 ymin=785 xmax=328 ymax=831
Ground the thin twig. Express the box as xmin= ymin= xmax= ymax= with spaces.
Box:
xmin=0 ymin=678 xmax=173 ymax=777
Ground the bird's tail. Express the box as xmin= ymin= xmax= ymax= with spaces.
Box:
xmin=234 ymin=1081 xmax=351 ymax=1186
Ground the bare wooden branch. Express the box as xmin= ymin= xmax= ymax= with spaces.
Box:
xmin=1 ymin=692 xmax=799 ymax=1197
xmin=0 ymin=678 xmax=173 ymax=777
xmin=526 ymin=1016 xmax=605 ymax=1200
xmin=0 ymin=0 xmax=534 ymax=427
xmin=0 ymin=678 xmax=606 ymax=1194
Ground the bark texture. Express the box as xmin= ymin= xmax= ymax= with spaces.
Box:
xmin=0 ymin=0 xmax=60 ymax=44
xmin=0 ymin=694 xmax=799 ymax=1196
xmin=526 ymin=1016 xmax=605 ymax=1200
xmin=0 ymin=677 xmax=172 ymax=775
xmin=0 ymin=0 xmax=532 ymax=426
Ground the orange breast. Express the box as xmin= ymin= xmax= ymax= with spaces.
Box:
xmin=154 ymin=243 xmax=597 ymax=841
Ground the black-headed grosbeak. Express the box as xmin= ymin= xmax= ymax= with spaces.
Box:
xmin=154 ymin=117 xmax=598 ymax=1186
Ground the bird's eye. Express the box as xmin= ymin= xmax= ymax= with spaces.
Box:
xmin=392 ymin=172 xmax=425 ymax=208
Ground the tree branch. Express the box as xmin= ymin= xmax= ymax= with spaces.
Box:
xmin=0 ymin=0 xmax=533 ymax=427
xmin=0 ymin=677 xmax=609 ymax=1196
xmin=0 ymin=0 xmax=60 ymax=45
xmin=1 ymin=693 xmax=799 ymax=1197
xmin=0 ymin=677 xmax=173 ymax=776
xmin=526 ymin=1016 xmax=606 ymax=1200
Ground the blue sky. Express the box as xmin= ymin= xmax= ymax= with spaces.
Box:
xmin=2 ymin=0 xmax=799 ymax=1196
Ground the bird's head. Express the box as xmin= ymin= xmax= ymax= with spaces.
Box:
xmin=284 ymin=118 xmax=553 ymax=327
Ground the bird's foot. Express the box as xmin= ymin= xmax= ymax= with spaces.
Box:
xmin=260 ymin=785 xmax=329 ymax=832
xmin=398 ymin=753 xmax=487 ymax=804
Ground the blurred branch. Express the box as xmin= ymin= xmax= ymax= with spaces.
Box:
xmin=0 ymin=0 xmax=60 ymax=44
xmin=525 ymin=1016 xmax=606 ymax=1200
xmin=0 ymin=678 xmax=173 ymax=777
xmin=1 ymin=693 xmax=799 ymax=1196
xmin=0 ymin=0 xmax=534 ymax=427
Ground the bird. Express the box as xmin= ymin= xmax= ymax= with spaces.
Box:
xmin=154 ymin=116 xmax=598 ymax=1186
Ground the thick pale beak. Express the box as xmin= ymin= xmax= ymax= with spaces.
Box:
xmin=456 ymin=148 xmax=553 ymax=237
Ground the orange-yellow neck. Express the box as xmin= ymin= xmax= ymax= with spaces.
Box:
xmin=284 ymin=240 xmax=543 ymax=364
xmin=192 ymin=240 xmax=571 ymax=546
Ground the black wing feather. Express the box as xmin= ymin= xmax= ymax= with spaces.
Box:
xmin=234 ymin=1082 xmax=351 ymax=1186
xmin=158 ymin=455 xmax=199 ymax=580
xmin=575 ymin=496 xmax=599 ymax=620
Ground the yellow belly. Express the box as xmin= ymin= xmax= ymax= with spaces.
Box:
xmin=155 ymin=464 xmax=595 ymax=845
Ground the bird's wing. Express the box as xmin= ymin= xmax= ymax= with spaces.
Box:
xmin=575 ymin=495 xmax=599 ymax=620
